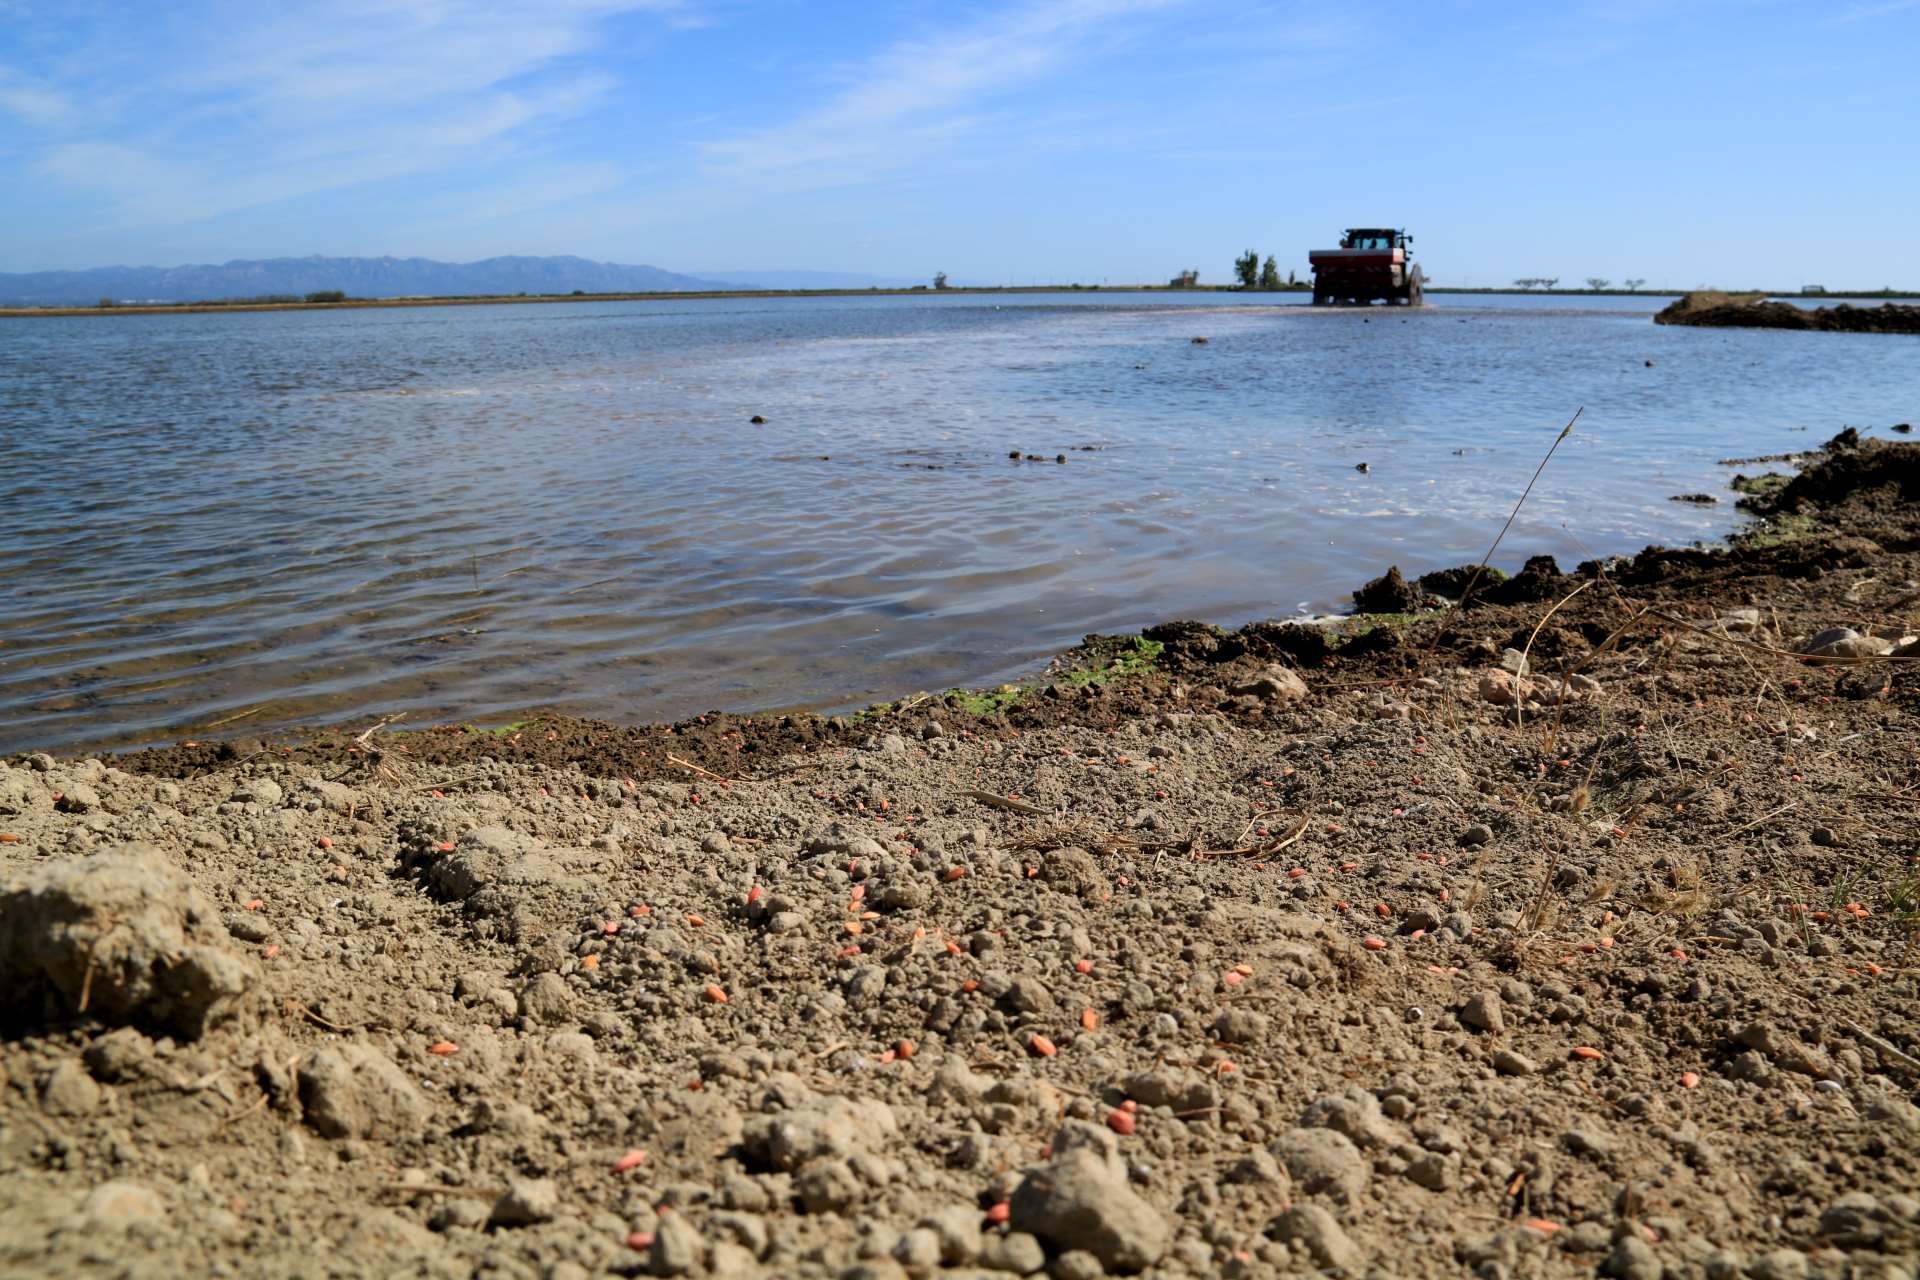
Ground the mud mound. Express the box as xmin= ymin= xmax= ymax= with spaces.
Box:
xmin=1656 ymin=291 xmax=1920 ymax=333
xmin=0 ymin=843 xmax=259 ymax=1039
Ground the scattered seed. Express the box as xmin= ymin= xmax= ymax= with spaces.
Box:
xmin=1028 ymin=1034 xmax=1057 ymax=1057
xmin=1080 ymin=1008 xmax=1099 ymax=1031
xmin=1073 ymin=959 xmax=1093 ymax=974
xmin=1107 ymin=1108 xmax=1137 ymax=1135
xmin=896 ymin=1039 xmax=916 ymax=1060
xmin=580 ymin=954 xmax=599 ymax=970
xmin=1570 ymin=1046 xmax=1604 ymax=1060
xmin=613 ymin=1149 xmax=647 ymax=1173
xmin=686 ymin=914 xmax=706 ymax=926
xmin=316 ymin=836 xmax=332 ymax=849
xmin=945 ymin=866 xmax=968 ymax=882
xmin=1363 ymin=937 xmax=1388 ymax=951
xmin=626 ymin=1231 xmax=655 ymax=1251
xmin=704 ymin=985 xmax=729 ymax=1004
xmin=985 ymin=1202 xmax=1010 ymax=1225
xmin=428 ymin=1042 xmax=458 ymax=1056
xmin=1681 ymin=1071 xmax=1700 ymax=1088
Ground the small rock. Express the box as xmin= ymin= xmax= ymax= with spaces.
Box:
xmin=518 ymin=972 xmax=573 ymax=1023
xmin=1458 ymin=824 xmax=1493 ymax=848
xmin=891 ymin=1227 xmax=942 ymax=1276
xmin=82 ymin=1181 xmax=164 ymax=1228
xmin=916 ymin=1206 xmax=983 ymax=1265
xmin=40 ymin=1060 xmax=102 ymax=1116
xmin=1227 ymin=665 xmax=1308 ymax=703
xmin=1008 ymin=1127 xmax=1170 ymax=1270
xmin=1270 ymin=1204 xmax=1362 ymax=1272
xmin=979 ymin=1232 xmax=1046 ymax=1274
xmin=1051 ymin=1250 xmax=1104 ymax=1280
xmin=649 ymin=1211 xmax=704 ymax=1276
xmin=1604 ymin=1233 xmax=1663 ymax=1280
xmin=1273 ymin=1128 xmax=1368 ymax=1203
xmin=297 ymin=1044 xmax=428 ymax=1140
xmin=489 ymin=1176 xmax=559 ymax=1228
xmin=56 ymin=782 xmax=102 ymax=813
xmin=1460 ymin=991 xmax=1505 ymax=1034
xmin=1492 ymin=1049 xmax=1537 ymax=1077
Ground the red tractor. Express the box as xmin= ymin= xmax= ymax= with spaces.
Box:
xmin=1309 ymin=228 xmax=1424 ymax=306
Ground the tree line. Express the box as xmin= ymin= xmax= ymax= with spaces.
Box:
xmin=1513 ymin=278 xmax=1649 ymax=292
xmin=1233 ymin=250 xmax=1294 ymax=290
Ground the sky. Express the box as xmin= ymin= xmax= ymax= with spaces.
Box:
xmin=1 ymin=0 xmax=1916 ymax=288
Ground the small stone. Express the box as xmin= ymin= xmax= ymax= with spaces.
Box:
xmin=429 ymin=1199 xmax=491 ymax=1232
xmin=979 ymin=1232 xmax=1046 ymax=1274
xmin=1603 ymin=1233 xmax=1663 ymax=1280
xmin=298 ymin=1045 xmax=428 ymax=1140
xmin=648 ymin=1211 xmax=703 ymax=1276
xmin=1562 ymin=1128 xmax=1614 ymax=1158
xmin=1003 ymin=975 xmax=1054 ymax=1014
xmin=518 ymin=972 xmax=573 ymax=1023
xmin=916 ymin=1206 xmax=983 ymax=1265
xmin=1747 ymin=1250 xmax=1808 ymax=1280
xmin=1458 ymin=823 xmax=1493 ymax=847
xmin=82 ymin=1181 xmax=164 ymax=1228
xmin=56 ymin=782 xmax=102 ymax=813
xmin=40 ymin=1060 xmax=102 ymax=1116
xmin=1228 ymin=665 xmax=1308 ymax=703
xmin=1008 ymin=1131 xmax=1170 ymax=1270
xmin=1051 ymin=1250 xmax=1104 ymax=1280
xmin=890 ymin=1227 xmax=942 ymax=1276
xmin=1492 ymin=1049 xmax=1537 ymax=1077
xmin=1406 ymin=1152 xmax=1453 ymax=1191
xmin=489 ymin=1176 xmax=559 ymax=1228
xmin=1460 ymin=991 xmax=1505 ymax=1034
xmin=1270 ymin=1204 xmax=1362 ymax=1272
xmin=1273 ymin=1128 xmax=1368 ymax=1203
xmin=1209 ymin=1008 xmax=1269 ymax=1044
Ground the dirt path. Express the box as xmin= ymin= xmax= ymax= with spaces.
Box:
xmin=2 ymin=431 xmax=1915 ymax=1280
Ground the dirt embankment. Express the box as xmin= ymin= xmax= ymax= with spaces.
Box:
xmin=2 ymin=432 xmax=1917 ymax=1280
xmin=1655 ymin=292 xmax=1920 ymax=334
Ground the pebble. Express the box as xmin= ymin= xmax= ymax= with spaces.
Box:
xmin=1460 ymin=991 xmax=1505 ymax=1034
xmin=1008 ymin=1124 xmax=1170 ymax=1269
xmin=1458 ymin=823 xmax=1493 ymax=847
xmin=1604 ymin=1233 xmax=1662 ymax=1280
xmin=978 ymin=1231 xmax=1046 ymax=1274
xmin=81 ymin=1181 xmax=165 ymax=1228
xmin=489 ymin=1177 xmax=559 ymax=1228
xmin=1271 ymin=1204 xmax=1363 ymax=1271
xmin=1492 ymin=1049 xmax=1538 ymax=1077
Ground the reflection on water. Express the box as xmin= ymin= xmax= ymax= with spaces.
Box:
xmin=1 ymin=292 xmax=1912 ymax=753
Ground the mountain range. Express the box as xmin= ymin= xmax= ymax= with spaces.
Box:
xmin=0 ymin=254 xmax=753 ymax=307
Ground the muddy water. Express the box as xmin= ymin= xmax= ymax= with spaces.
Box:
xmin=1 ymin=292 xmax=1912 ymax=753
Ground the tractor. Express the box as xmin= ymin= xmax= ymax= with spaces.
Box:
xmin=1309 ymin=228 xmax=1424 ymax=306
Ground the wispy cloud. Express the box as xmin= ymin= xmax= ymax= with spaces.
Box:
xmin=1823 ymin=0 xmax=1920 ymax=21
xmin=696 ymin=0 xmax=1187 ymax=194
xmin=13 ymin=0 xmax=683 ymax=230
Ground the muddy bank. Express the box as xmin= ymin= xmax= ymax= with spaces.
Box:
xmin=2 ymin=432 xmax=1917 ymax=1280
xmin=1655 ymin=292 xmax=1920 ymax=334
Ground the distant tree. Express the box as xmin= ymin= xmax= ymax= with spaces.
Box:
xmin=1287 ymin=269 xmax=1297 ymax=287
xmin=933 ymin=271 xmax=950 ymax=290
xmin=1541 ymin=278 xmax=1559 ymax=290
xmin=1623 ymin=277 xmax=1647 ymax=292
xmin=96 ymin=297 xmax=116 ymax=308
xmin=305 ymin=290 xmax=346 ymax=304
xmin=1513 ymin=278 xmax=1538 ymax=290
xmin=1169 ymin=269 xmax=1200 ymax=289
xmin=1584 ymin=278 xmax=1610 ymax=292
xmin=1233 ymin=250 xmax=1260 ymax=289
xmin=1259 ymin=255 xmax=1281 ymax=290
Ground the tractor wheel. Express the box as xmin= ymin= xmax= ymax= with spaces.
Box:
xmin=1312 ymin=287 xmax=1330 ymax=306
xmin=1406 ymin=271 xmax=1425 ymax=307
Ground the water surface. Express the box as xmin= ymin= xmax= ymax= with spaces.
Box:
xmin=2 ymin=291 xmax=1912 ymax=753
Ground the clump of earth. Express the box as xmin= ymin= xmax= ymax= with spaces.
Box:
xmin=1 ymin=430 xmax=1916 ymax=1279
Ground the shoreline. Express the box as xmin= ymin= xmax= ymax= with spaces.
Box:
xmin=7 ymin=285 xmax=1916 ymax=320
xmin=0 ymin=431 xmax=1914 ymax=1278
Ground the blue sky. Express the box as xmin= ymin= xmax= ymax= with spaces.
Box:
xmin=1 ymin=0 xmax=1915 ymax=287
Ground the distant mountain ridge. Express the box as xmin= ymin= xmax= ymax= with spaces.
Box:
xmin=0 ymin=254 xmax=738 ymax=306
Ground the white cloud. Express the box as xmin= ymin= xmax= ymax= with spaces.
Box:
xmin=16 ymin=0 xmax=682 ymax=229
xmin=695 ymin=0 xmax=1186 ymax=194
